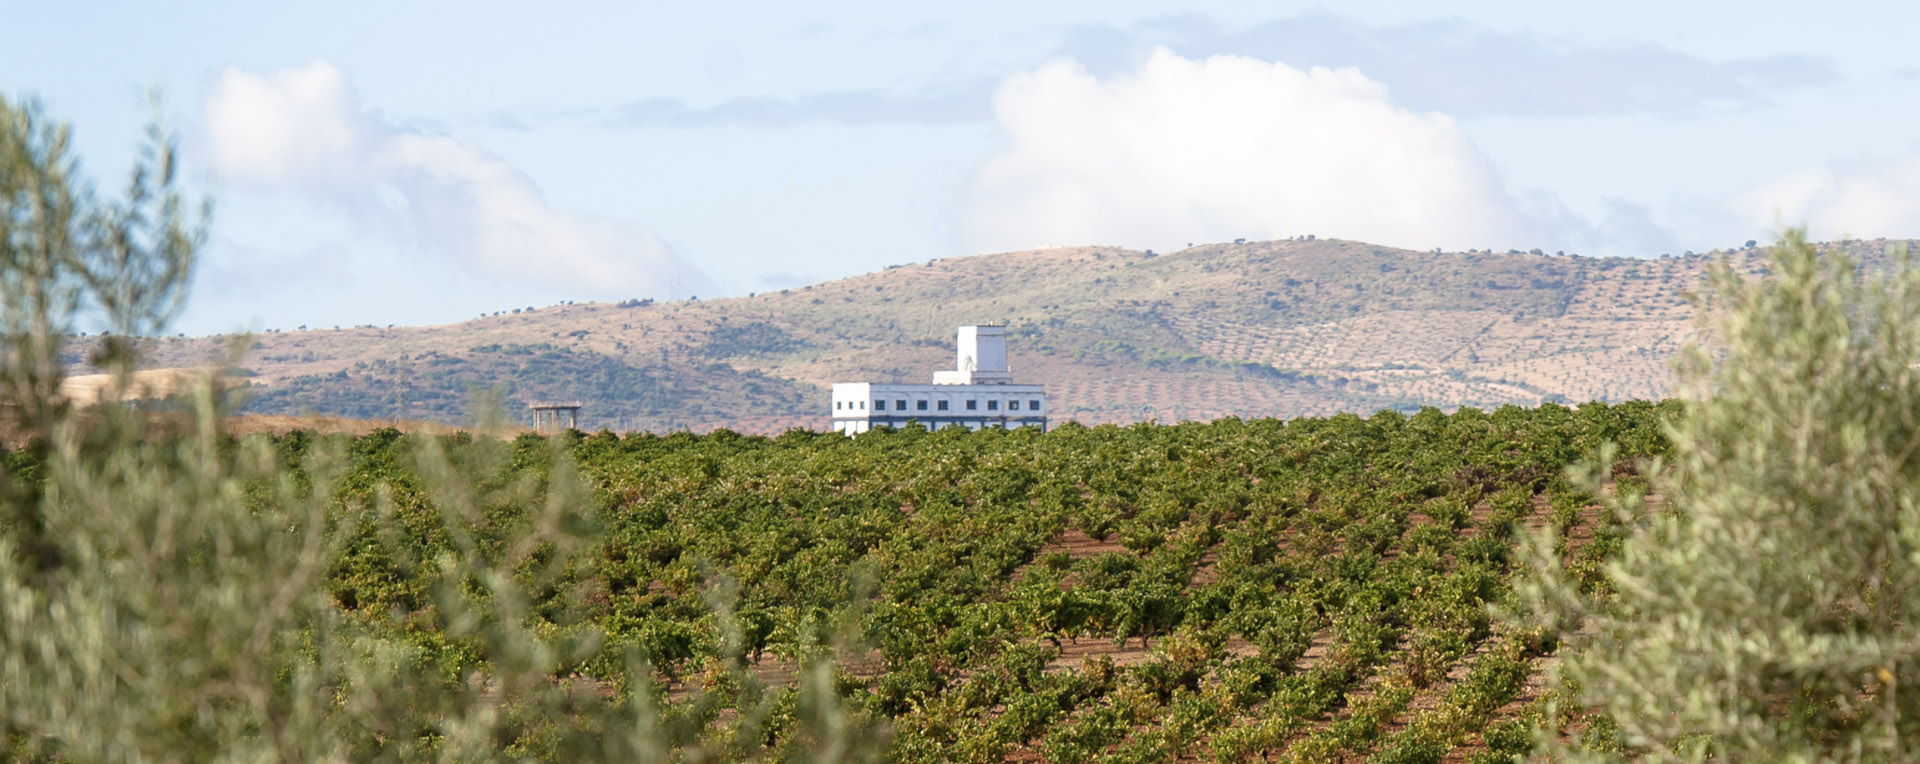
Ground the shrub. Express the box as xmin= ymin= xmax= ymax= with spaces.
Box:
xmin=0 ymin=95 xmax=882 ymax=763
xmin=1518 ymin=231 xmax=1920 ymax=760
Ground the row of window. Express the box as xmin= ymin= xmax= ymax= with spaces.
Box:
xmin=834 ymin=398 xmax=1044 ymax=413
xmin=834 ymin=419 xmax=1044 ymax=434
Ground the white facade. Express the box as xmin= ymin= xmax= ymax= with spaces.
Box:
xmin=832 ymin=325 xmax=1047 ymax=435
xmin=931 ymin=325 xmax=1012 ymax=385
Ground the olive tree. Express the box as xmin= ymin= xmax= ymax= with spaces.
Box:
xmin=0 ymin=96 xmax=880 ymax=763
xmin=1519 ymin=230 xmax=1920 ymax=761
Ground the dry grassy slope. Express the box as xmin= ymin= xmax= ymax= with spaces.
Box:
xmin=123 ymin=238 xmax=1914 ymax=433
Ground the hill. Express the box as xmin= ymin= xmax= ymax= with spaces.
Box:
xmin=110 ymin=237 xmax=1912 ymax=433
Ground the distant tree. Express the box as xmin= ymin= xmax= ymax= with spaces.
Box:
xmin=1518 ymin=230 xmax=1920 ymax=760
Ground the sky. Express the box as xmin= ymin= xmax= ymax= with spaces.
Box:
xmin=7 ymin=1 xmax=1920 ymax=336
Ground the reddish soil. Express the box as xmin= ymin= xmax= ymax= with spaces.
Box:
xmin=1039 ymin=527 xmax=1127 ymax=558
xmin=666 ymin=650 xmax=886 ymax=701
xmin=1444 ymin=486 xmax=1645 ymax=762
xmin=1010 ymin=528 xmax=1129 ymax=585
xmin=1188 ymin=550 xmax=1220 ymax=586
xmin=1295 ymin=628 xmax=1335 ymax=672
xmin=1041 ymin=638 xmax=1164 ymax=674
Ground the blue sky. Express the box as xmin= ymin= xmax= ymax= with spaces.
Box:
xmin=7 ymin=1 xmax=1920 ymax=335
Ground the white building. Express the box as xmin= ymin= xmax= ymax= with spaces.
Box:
xmin=831 ymin=325 xmax=1047 ymax=435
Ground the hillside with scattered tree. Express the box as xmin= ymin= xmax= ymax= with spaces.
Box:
xmin=109 ymin=237 xmax=1909 ymax=433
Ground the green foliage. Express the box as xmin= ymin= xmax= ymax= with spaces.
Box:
xmin=241 ymin=343 xmax=816 ymax=429
xmin=693 ymin=321 xmax=811 ymax=359
xmin=0 ymin=98 xmax=887 ymax=763
xmin=1518 ymin=231 xmax=1920 ymax=761
xmin=11 ymin=93 xmax=1784 ymax=762
xmin=0 ymin=93 xmax=203 ymax=434
xmin=4 ymin=394 xmax=1671 ymax=760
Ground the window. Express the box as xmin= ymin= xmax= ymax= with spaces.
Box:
xmin=835 ymin=401 xmax=842 ymax=410
xmin=876 ymin=400 xmax=888 ymax=411
xmin=916 ymin=400 xmax=928 ymax=411
xmin=965 ymin=399 xmax=977 ymax=410
xmin=937 ymin=400 xmax=949 ymax=411
xmin=897 ymin=400 xmax=906 ymax=410
xmin=987 ymin=400 xmax=999 ymax=411
xmin=1030 ymin=400 xmax=1042 ymax=411
xmin=859 ymin=400 xmax=865 ymax=410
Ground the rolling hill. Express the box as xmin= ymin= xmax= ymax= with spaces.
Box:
xmin=109 ymin=237 xmax=1912 ymax=433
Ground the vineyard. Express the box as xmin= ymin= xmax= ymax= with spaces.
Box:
xmin=11 ymin=399 xmax=1673 ymax=761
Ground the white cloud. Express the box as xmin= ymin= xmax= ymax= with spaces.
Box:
xmin=1733 ymin=153 xmax=1920 ymax=240
xmin=962 ymin=48 xmax=1544 ymax=255
xmin=202 ymin=61 xmax=702 ymax=297
xmin=204 ymin=62 xmax=367 ymax=186
xmin=1061 ymin=14 xmax=1837 ymax=119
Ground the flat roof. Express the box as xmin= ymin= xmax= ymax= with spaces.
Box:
xmin=833 ymin=382 xmax=1044 ymax=392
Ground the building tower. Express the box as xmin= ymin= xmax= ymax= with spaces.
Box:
xmin=830 ymin=324 xmax=1047 ymax=435
xmin=932 ymin=325 xmax=1013 ymax=385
